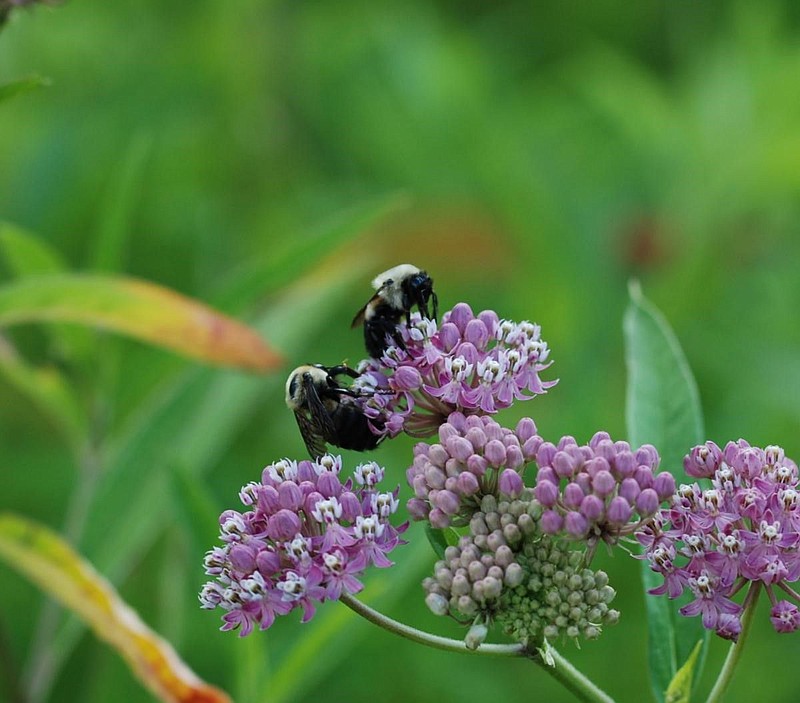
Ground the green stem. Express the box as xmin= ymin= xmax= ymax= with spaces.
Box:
xmin=339 ymin=594 xmax=615 ymax=703
xmin=706 ymin=583 xmax=761 ymax=703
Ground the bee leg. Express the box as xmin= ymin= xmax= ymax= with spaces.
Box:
xmin=390 ymin=326 xmax=406 ymax=351
xmin=327 ymin=364 xmax=359 ymax=380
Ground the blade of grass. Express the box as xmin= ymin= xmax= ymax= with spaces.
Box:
xmin=210 ymin=192 xmax=409 ymax=311
xmin=91 ymin=134 xmax=152 ymax=272
xmin=0 ymin=336 xmax=87 ymax=449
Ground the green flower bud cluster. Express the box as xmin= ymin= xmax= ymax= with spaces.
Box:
xmin=422 ymin=493 xmax=539 ymax=622
xmin=497 ymin=536 xmax=620 ymax=645
xmin=423 ymin=491 xmax=620 ymax=646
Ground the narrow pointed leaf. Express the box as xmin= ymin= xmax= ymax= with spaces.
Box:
xmin=0 ymin=222 xmax=94 ymax=360
xmin=92 ymin=135 xmax=152 ymax=272
xmin=0 ymin=74 xmax=49 ymax=103
xmin=0 ymin=336 xmax=86 ymax=446
xmin=624 ymin=280 xmax=707 ymax=703
xmin=0 ymin=513 xmax=231 ymax=703
xmin=0 ymin=274 xmax=282 ymax=371
xmin=665 ymin=640 xmax=703 ymax=703
xmin=0 ymin=222 xmax=67 ymax=276
xmin=424 ymin=524 xmax=449 ymax=560
xmin=210 ymin=192 xmax=409 ymax=311
xmin=424 ymin=524 xmax=461 ymax=560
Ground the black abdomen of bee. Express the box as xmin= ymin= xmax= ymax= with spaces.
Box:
xmin=332 ymin=404 xmax=383 ymax=451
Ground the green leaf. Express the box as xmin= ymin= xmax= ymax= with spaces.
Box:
xmin=0 ymin=273 xmax=282 ymax=371
xmin=167 ymin=461 xmax=222 ymax=559
xmin=0 ymin=336 xmax=87 ymax=448
xmin=0 ymin=74 xmax=49 ymax=103
xmin=0 ymin=513 xmax=232 ymax=703
xmin=624 ymin=280 xmax=708 ymax=703
xmin=0 ymin=222 xmax=95 ymax=361
xmin=424 ymin=524 xmax=448 ymax=559
xmin=91 ymin=134 xmax=152 ymax=272
xmin=0 ymin=222 xmax=67 ymax=276
xmin=665 ymin=640 xmax=703 ymax=703
xmin=424 ymin=524 xmax=461 ymax=559
xmin=210 ymin=192 xmax=409 ymax=311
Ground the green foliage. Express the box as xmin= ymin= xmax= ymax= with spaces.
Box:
xmin=0 ymin=74 xmax=48 ymax=103
xmin=665 ymin=641 xmax=704 ymax=703
xmin=624 ymin=282 xmax=707 ymax=703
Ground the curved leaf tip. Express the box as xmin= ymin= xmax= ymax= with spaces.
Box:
xmin=0 ymin=274 xmax=282 ymax=372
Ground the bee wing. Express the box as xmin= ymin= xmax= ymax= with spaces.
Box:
xmin=351 ymin=304 xmax=368 ymax=328
xmin=293 ymin=410 xmax=331 ymax=460
xmin=296 ymin=373 xmax=339 ymax=459
xmin=351 ymin=291 xmax=381 ymax=328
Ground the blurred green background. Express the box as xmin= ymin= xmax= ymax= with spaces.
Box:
xmin=2 ymin=1 xmax=800 ymax=701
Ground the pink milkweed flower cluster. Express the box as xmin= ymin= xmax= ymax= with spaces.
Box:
xmin=354 ymin=303 xmax=557 ymax=439
xmin=638 ymin=440 xmax=800 ymax=640
xmin=534 ymin=432 xmax=674 ymax=550
xmin=406 ymin=412 xmax=541 ymax=528
xmin=199 ymin=455 xmax=407 ymax=636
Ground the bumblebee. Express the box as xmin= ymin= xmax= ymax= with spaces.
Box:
xmin=351 ymin=264 xmax=438 ymax=358
xmin=285 ymin=364 xmax=383 ymax=459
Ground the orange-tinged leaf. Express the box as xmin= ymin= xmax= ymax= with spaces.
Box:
xmin=0 ymin=273 xmax=281 ymax=371
xmin=0 ymin=513 xmax=232 ymax=703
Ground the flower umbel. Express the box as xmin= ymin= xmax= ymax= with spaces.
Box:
xmin=533 ymin=432 xmax=672 ymax=553
xmin=354 ymin=303 xmax=557 ymax=438
xmin=200 ymin=455 xmax=407 ymax=636
xmin=415 ymin=419 xmax=627 ymax=648
xmin=639 ymin=440 xmax=800 ymax=640
xmin=406 ymin=412 xmax=540 ymax=529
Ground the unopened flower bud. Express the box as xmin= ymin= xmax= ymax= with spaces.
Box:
xmin=541 ymin=510 xmax=563 ymax=534
xmin=433 ymin=489 xmax=461 ymax=515
xmin=465 ymin=622 xmax=488 ymax=650
xmin=429 ymin=508 xmax=451 ymax=529
xmin=499 ymin=469 xmax=523 ymax=498
xmin=535 ymin=480 xmax=559 ymax=507
xmin=580 ymin=494 xmax=604 ymax=523
xmin=563 ymin=482 xmax=584 ymax=509
xmin=592 ymin=470 xmax=616 ymax=498
xmin=636 ymin=488 xmax=660 ymax=517
xmin=565 ymin=511 xmax=588 ymax=537
xmin=653 ymin=472 xmax=676 ymax=500
xmin=407 ymin=498 xmax=430 ymax=520
xmin=516 ymin=418 xmax=538 ymax=442
xmin=503 ymin=523 xmax=522 ymax=545
xmin=426 ymin=593 xmax=449 ymax=616
xmin=482 ymin=576 xmax=503 ymax=599
xmin=606 ymin=497 xmax=632 ymax=526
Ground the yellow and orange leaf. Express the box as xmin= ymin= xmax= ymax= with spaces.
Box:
xmin=0 ymin=274 xmax=281 ymax=371
xmin=0 ymin=513 xmax=232 ymax=703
